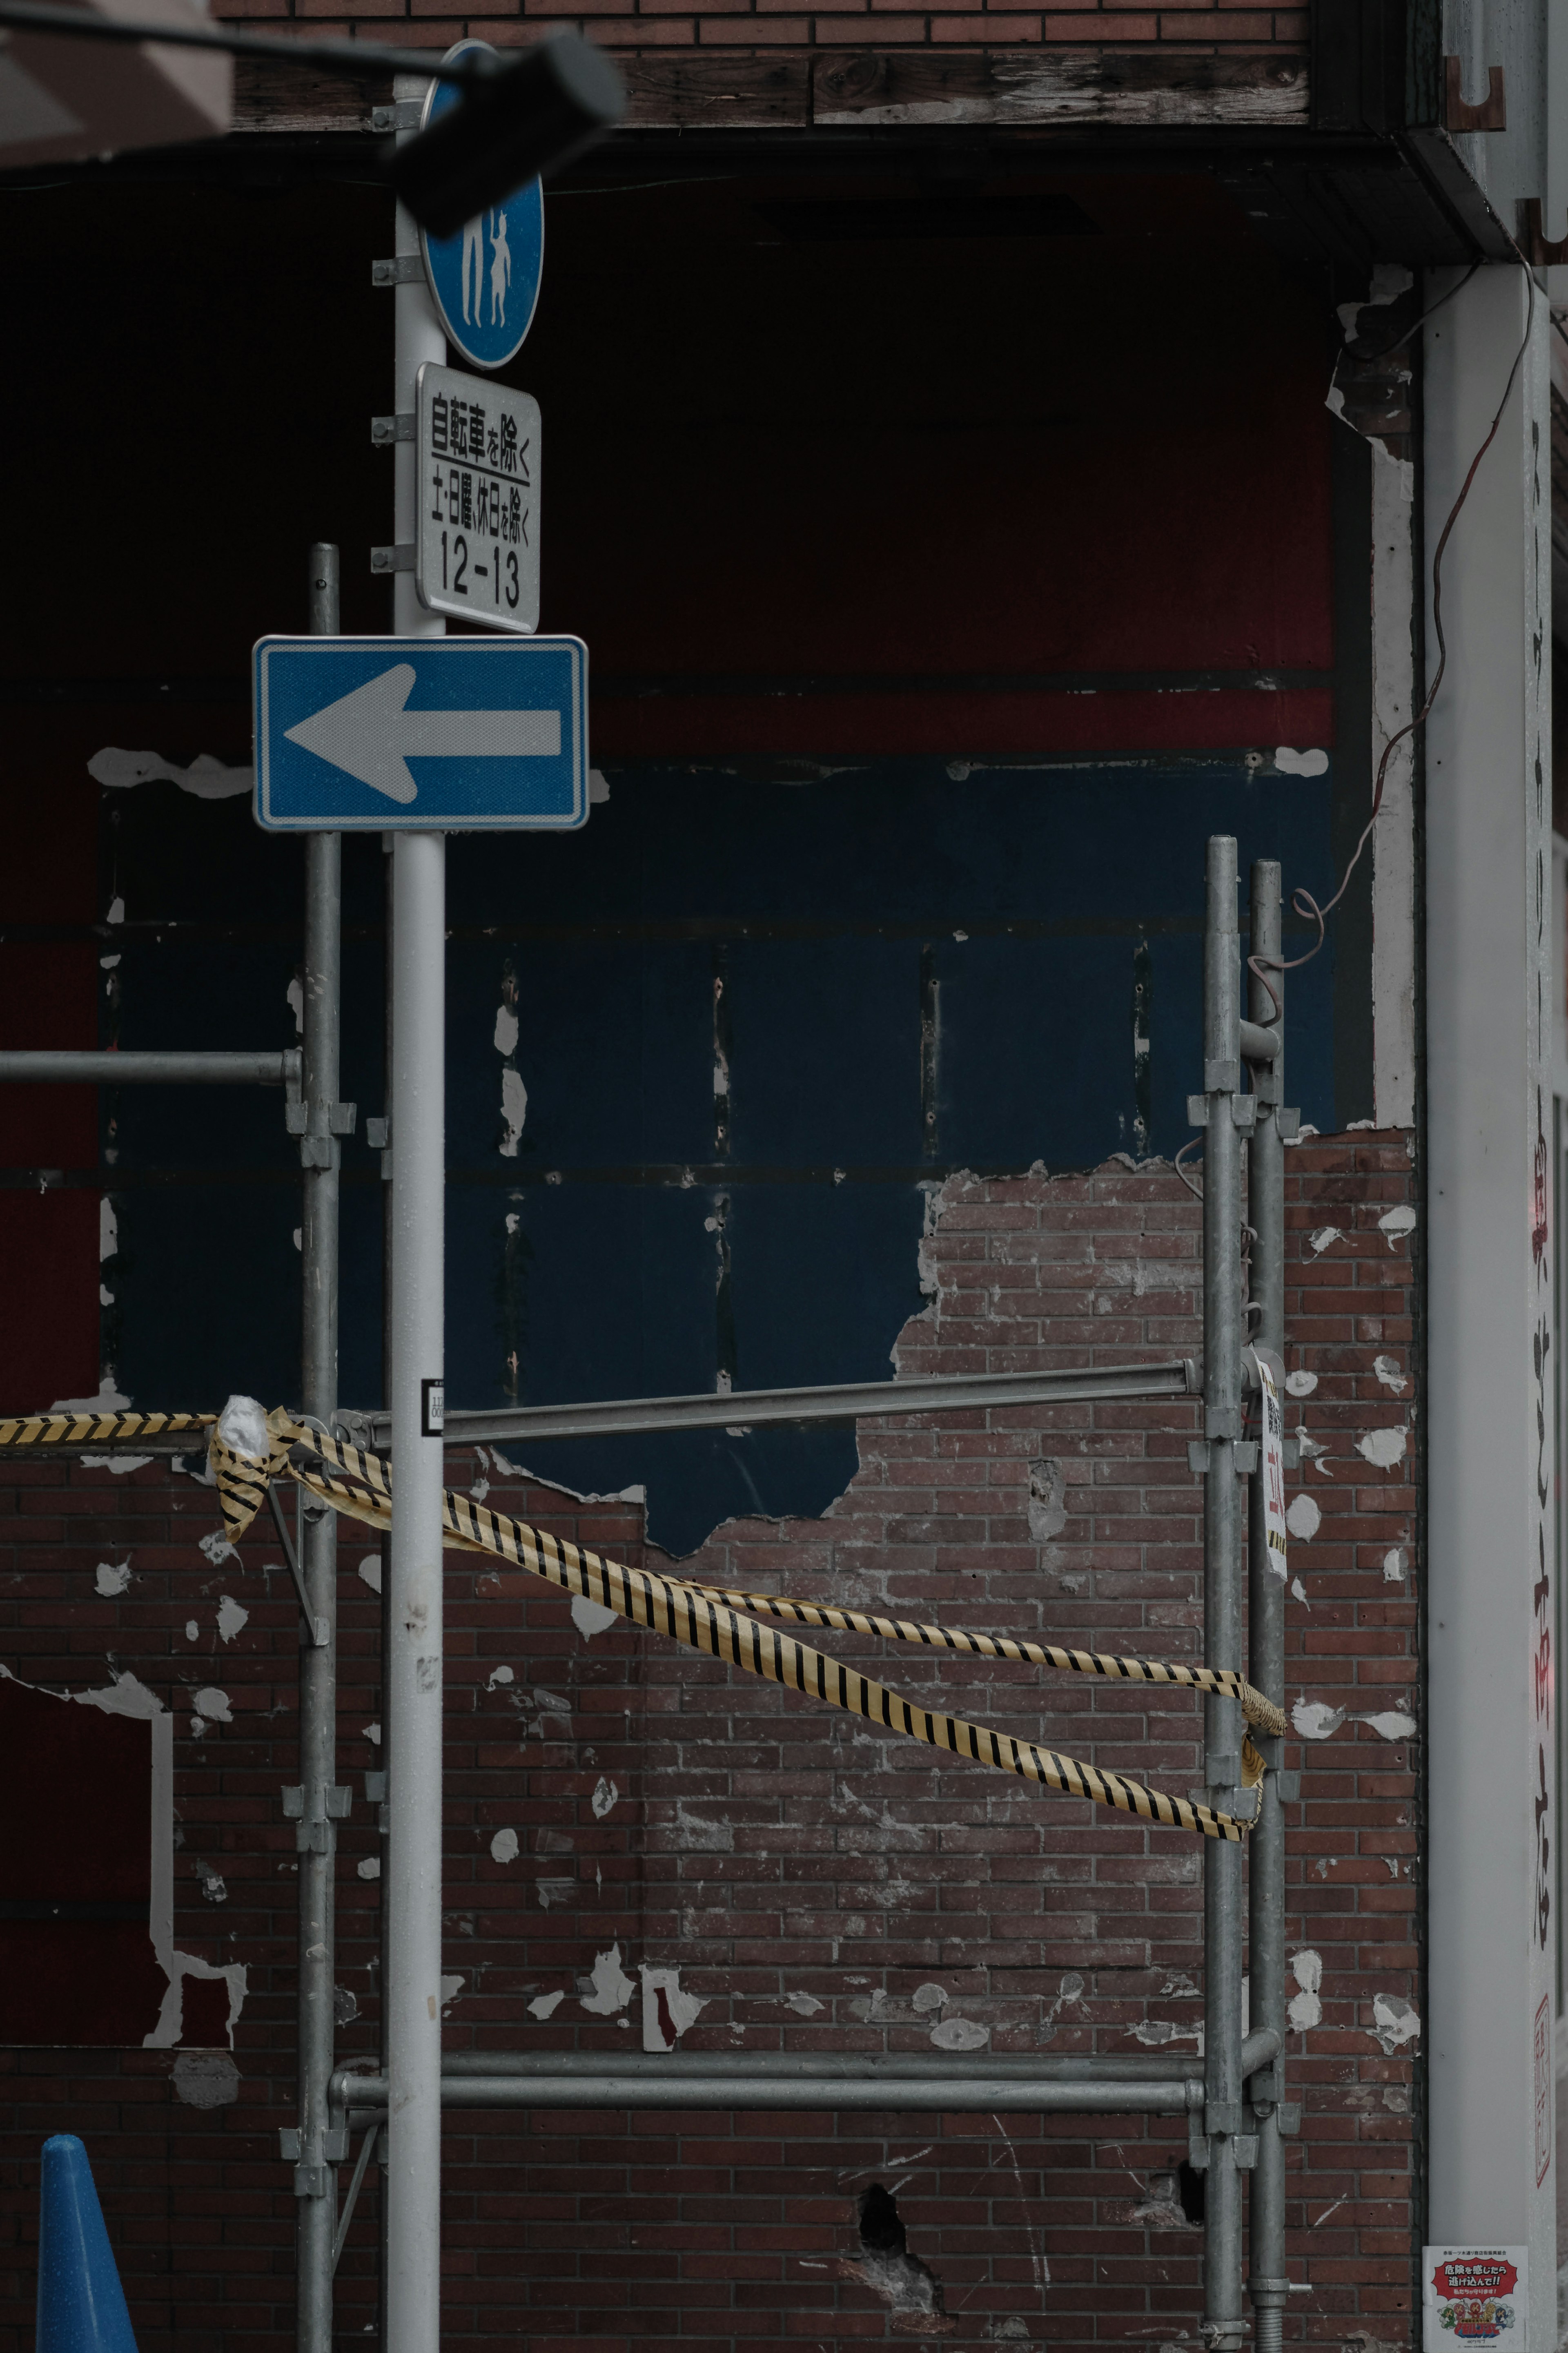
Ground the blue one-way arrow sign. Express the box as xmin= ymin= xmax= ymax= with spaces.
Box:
xmin=253 ymin=636 xmax=588 ymax=832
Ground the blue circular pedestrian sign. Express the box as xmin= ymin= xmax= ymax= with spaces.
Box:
xmin=418 ymin=42 xmax=545 ymax=373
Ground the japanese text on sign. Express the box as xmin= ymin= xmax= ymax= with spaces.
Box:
xmin=415 ymin=363 xmax=540 ymax=635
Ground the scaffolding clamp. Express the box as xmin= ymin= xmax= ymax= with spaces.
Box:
xmin=283 ymin=1783 xmax=353 ymax=1853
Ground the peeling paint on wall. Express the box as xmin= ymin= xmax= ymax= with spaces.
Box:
xmin=528 ymin=1989 xmax=566 ymax=2018
xmin=1356 ymin=1426 xmax=1408 ymax=1468
xmin=1288 ymin=1949 xmax=1323 ymax=2032
xmin=1370 ymin=1994 xmax=1420 ymax=2053
xmin=579 ymin=1943 xmax=635 ymax=2014
xmin=215 ymin=1597 xmax=248 ymax=1644
xmin=89 ymin=748 xmax=252 ymax=800
xmin=95 ymin=1561 xmax=131 ymax=1596
xmin=641 ymin=1964 xmax=708 ymax=2050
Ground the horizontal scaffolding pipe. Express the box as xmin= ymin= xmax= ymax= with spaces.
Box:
xmin=335 ymin=2071 xmax=1205 ymax=2116
xmin=1237 ymin=1020 xmax=1279 ymax=1064
xmin=364 ymin=1358 xmax=1198 ymax=1450
xmin=434 ymin=2039 xmax=1280 ymax=2083
xmin=0 ymin=1049 xmax=300 ymax=1086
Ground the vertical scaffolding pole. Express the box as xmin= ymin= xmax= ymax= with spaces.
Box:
xmin=385 ymin=94 xmax=447 ymax=2353
xmin=297 ymin=543 xmax=345 ymax=2353
xmin=1201 ymin=836 xmax=1247 ymax=2352
xmin=1247 ymin=861 xmax=1289 ymax=2353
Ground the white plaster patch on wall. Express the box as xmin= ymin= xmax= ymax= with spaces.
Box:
xmin=1285 ymin=1369 xmax=1318 ymax=1396
xmin=95 ymin=1560 xmax=131 ymax=1596
xmin=486 ymin=1664 xmax=515 ymax=1690
xmin=1377 ymin=1204 xmax=1417 ymax=1246
xmin=641 ymin=1964 xmax=708 ymax=2050
xmin=215 ymin=1597 xmax=248 ymax=1644
xmin=287 ymin=977 xmax=304 ymax=1035
xmin=79 ymin=1454 xmax=153 ymax=1476
xmin=528 ymin=1989 xmax=566 ymax=2019
xmin=192 ymin=1686 xmax=232 ymax=1724
xmin=1125 ymin=2019 xmax=1203 ymax=2050
xmin=784 ymin=1990 xmax=824 ymax=2016
xmin=1372 ymin=1356 xmax=1408 ymax=1393
xmin=1027 ymin=1459 xmax=1068 ymax=1543
xmin=1275 ymin=747 xmax=1330 ymax=776
xmin=439 ymin=1976 xmax=465 ymax=2015
xmin=185 ymin=1621 xmax=199 ymax=1642
xmin=1287 ymin=1949 xmax=1323 ymax=2032
xmin=358 ymin=1857 xmax=381 ymax=1880
xmin=1293 ymin=1699 xmax=1347 ymax=1740
xmin=99 ymin=1200 xmax=118 ymax=1262
xmin=1370 ymin=1994 xmax=1420 ymax=2053
xmin=196 ymin=1858 xmax=227 ymax=1903
xmin=490 ymin=1828 xmax=520 ymax=1863
xmin=198 ymin=1530 xmax=236 ymax=1567
xmin=1291 ymin=1577 xmax=1310 ymax=1606
xmin=588 ymin=769 xmax=610 ymax=804
xmin=579 ymin=1943 xmax=636 ymax=2015
xmin=929 ymin=2016 xmax=989 ymax=2051
xmin=1383 ymin=1548 xmax=1406 ymax=1581
xmin=592 ymin=1776 xmax=619 ymax=1818
xmin=1360 ymin=1709 xmax=1417 ymax=1741
xmin=499 ymin=1066 xmax=528 ymax=1157
xmin=1356 ymin=1425 xmax=1408 ymax=1469
xmin=359 ymin=1555 xmax=382 ymax=1594
xmin=675 ymin=1802 xmax=733 ymax=1851
xmin=494 ymin=1002 xmax=519 ymax=1057
xmin=572 ymin=1594 xmax=620 ymax=1639
xmin=71 ymin=1669 xmax=162 ymax=1720
xmin=1308 ymin=1226 xmax=1342 ymax=1255
xmin=363 ymin=1722 xmax=381 ymax=1745
xmin=1285 ymin=1493 xmax=1321 ymax=1541
xmin=89 ymin=747 xmax=252 ymax=800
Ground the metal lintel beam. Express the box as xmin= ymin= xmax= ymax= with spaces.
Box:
xmin=360 ymin=1357 xmax=1198 ymax=1452
xmin=0 ymin=1049 xmax=298 ymax=1086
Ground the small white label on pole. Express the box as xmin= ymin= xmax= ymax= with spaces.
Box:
xmin=1422 ymin=2248 xmax=1527 ymax=2352
xmin=421 ymin=1378 xmax=445 ymax=1436
xmin=416 ymin=362 xmax=539 ymax=635
xmin=1259 ymin=1356 xmax=1287 ymax=1580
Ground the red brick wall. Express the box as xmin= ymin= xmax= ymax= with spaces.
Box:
xmin=0 ymin=1137 xmax=1418 ymax=2353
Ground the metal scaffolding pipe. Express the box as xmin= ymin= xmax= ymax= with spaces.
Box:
xmin=333 ymin=2071 xmax=1207 ymax=2116
xmin=430 ymin=2037 xmax=1281 ymax=2083
xmin=295 ymin=543 xmax=344 ymax=2353
xmin=359 ymin=1358 xmax=1197 ymax=1452
xmin=1246 ymin=859 xmax=1290 ymax=2353
xmin=1201 ymin=836 xmax=1247 ymax=2353
xmin=0 ymin=1049 xmax=298 ymax=1085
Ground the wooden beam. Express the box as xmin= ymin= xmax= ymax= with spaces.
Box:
xmin=812 ymin=49 xmax=1308 ymax=126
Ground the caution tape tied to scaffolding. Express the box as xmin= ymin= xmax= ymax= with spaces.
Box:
xmin=0 ymin=1401 xmax=1278 ymax=1844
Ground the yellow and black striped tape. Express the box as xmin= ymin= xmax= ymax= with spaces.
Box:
xmin=0 ymin=1406 xmax=1261 ymax=1843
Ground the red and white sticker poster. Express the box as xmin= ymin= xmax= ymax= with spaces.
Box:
xmin=1259 ymin=1355 xmax=1288 ymax=1580
xmin=1423 ymin=2249 xmax=1527 ymax=2352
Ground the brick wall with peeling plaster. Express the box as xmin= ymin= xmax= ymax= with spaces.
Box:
xmin=0 ymin=1137 xmax=1417 ymax=2353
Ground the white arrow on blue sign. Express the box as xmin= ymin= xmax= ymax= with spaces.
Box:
xmin=252 ymin=636 xmax=588 ymax=832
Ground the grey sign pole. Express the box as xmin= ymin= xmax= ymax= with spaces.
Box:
xmin=385 ymin=87 xmax=448 ymax=2353
xmin=296 ymin=542 xmax=351 ymax=2353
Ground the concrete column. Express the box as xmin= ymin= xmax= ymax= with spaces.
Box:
xmin=1424 ymin=260 xmax=1555 ymax=2322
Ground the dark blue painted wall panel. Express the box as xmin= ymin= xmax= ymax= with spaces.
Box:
xmin=99 ymin=754 xmax=1344 ymax=1553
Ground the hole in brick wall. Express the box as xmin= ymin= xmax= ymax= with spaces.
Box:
xmin=1176 ymin=2161 xmax=1206 ymax=2224
xmin=853 ymin=2184 xmax=952 ymax=2330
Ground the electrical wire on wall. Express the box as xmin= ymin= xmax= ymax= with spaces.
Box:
xmin=1270 ymin=256 xmax=1539 ymax=991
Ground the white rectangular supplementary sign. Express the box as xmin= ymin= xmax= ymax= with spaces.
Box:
xmin=416 ymin=362 xmax=539 ymax=634
xmin=252 ymin=636 xmax=588 ymax=833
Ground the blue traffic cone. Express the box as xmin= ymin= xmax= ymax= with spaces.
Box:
xmin=36 ymin=2135 xmax=138 ymax=2353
